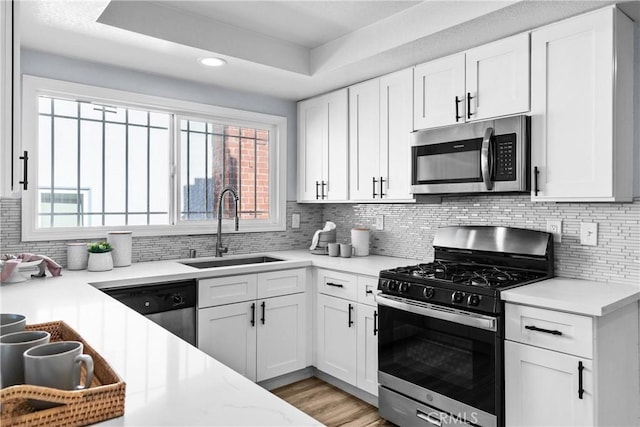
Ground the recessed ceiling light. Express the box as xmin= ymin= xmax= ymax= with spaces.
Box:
xmin=199 ymin=57 xmax=227 ymax=67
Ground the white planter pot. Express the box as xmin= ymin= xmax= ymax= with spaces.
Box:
xmin=87 ymin=252 xmax=113 ymax=272
xmin=107 ymin=231 xmax=132 ymax=267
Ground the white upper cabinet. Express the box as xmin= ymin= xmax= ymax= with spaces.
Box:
xmin=413 ymin=33 xmax=530 ymax=130
xmin=349 ymin=68 xmax=414 ymax=202
xmin=414 ymin=53 xmax=465 ymax=130
xmin=297 ymin=89 xmax=348 ymax=202
xmin=530 ymin=7 xmax=634 ymax=202
xmin=466 ymin=32 xmax=530 ymax=121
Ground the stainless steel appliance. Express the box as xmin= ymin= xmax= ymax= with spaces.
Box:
xmin=411 ymin=115 xmax=530 ymax=195
xmin=377 ymin=226 xmax=553 ymax=427
xmin=103 ymin=280 xmax=197 ymax=346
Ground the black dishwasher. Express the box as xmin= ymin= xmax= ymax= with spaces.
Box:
xmin=103 ymin=280 xmax=197 ymax=346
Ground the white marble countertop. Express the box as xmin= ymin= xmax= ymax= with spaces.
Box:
xmin=0 ymin=250 xmax=419 ymax=426
xmin=501 ymin=277 xmax=640 ymax=316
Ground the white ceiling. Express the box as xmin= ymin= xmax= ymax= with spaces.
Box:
xmin=20 ymin=0 xmax=634 ymax=101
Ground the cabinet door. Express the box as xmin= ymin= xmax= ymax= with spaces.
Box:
xmin=198 ymin=302 xmax=257 ymax=381
xmin=505 ymin=341 xmax=594 ymax=426
xmin=356 ymin=304 xmax=378 ymax=396
xmin=316 ymin=294 xmax=357 ymax=385
xmin=349 ymin=79 xmax=381 ymax=201
xmin=466 ymin=32 xmax=530 ymax=121
xmin=530 ymin=8 xmax=632 ymax=201
xmin=257 ymin=268 xmax=306 ymax=299
xmin=297 ymin=96 xmax=327 ymax=202
xmin=325 ymin=89 xmax=349 ymax=201
xmin=256 ymin=293 xmax=306 ymax=381
xmin=413 ymin=53 xmax=465 ymax=130
xmin=380 ymin=68 xmax=414 ymax=201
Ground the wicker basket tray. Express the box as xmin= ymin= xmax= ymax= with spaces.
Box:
xmin=1 ymin=321 xmax=126 ymax=427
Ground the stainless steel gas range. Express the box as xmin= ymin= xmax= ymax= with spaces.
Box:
xmin=376 ymin=225 xmax=554 ymax=427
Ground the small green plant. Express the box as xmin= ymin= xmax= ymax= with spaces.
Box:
xmin=87 ymin=241 xmax=113 ymax=253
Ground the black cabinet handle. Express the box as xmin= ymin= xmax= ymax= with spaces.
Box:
xmin=366 ymin=289 xmax=373 ymax=294
xmin=261 ymin=301 xmax=266 ymax=325
xmin=467 ymin=93 xmax=473 ymax=119
xmin=250 ymin=302 xmax=255 ymax=327
xmin=525 ymin=325 xmax=562 ymax=336
xmin=326 ymin=282 xmax=344 ymax=288
xmin=19 ymin=151 xmax=29 ymax=190
xmin=578 ymin=361 xmax=584 ymax=399
xmin=455 ymin=96 xmax=463 ymax=122
xmin=373 ymin=310 xmax=378 ymax=336
xmin=534 ymin=166 xmax=540 ymax=196
xmin=379 ymin=177 xmax=386 ymax=198
xmin=321 ymin=181 xmax=327 ymax=199
xmin=372 ymin=177 xmax=378 ymax=198
xmin=315 ymin=181 xmax=320 ymax=200
xmin=348 ymin=303 xmax=354 ymax=328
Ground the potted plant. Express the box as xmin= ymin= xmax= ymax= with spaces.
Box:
xmin=87 ymin=241 xmax=114 ymax=272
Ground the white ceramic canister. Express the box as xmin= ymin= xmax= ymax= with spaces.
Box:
xmin=107 ymin=231 xmax=133 ymax=267
xmin=351 ymin=228 xmax=370 ymax=257
xmin=66 ymin=243 xmax=89 ymax=270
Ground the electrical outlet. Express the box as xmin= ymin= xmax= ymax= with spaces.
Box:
xmin=546 ymin=220 xmax=562 ymax=243
xmin=376 ymin=215 xmax=384 ymax=231
xmin=580 ymin=222 xmax=598 ymax=246
xmin=291 ymin=213 xmax=300 ymax=229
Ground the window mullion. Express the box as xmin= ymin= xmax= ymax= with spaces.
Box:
xmin=76 ymin=102 xmax=81 ymax=227
xmin=146 ymin=111 xmax=151 ymax=225
xmin=125 ymin=109 xmax=129 ymax=226
xmin=49 ymin=98 xmax=54 ymax=227
xmin=101 ymin=108 xmax=106 ymax=226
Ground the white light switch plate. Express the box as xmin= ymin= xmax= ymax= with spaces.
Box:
xmin=291 ymin=213 xmax=300 ymax=229
xmin=580 ymin=222 xmax=598 ymax=246
xmin=546 ymin=220 xmax=562 ymax=243
xmin=376 ymin=215 xmax=384 ymax=231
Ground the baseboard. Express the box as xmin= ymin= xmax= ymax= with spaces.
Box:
xmin=313 ymin=369 xmax=379 ymax=407
xmin=258 ymin=366 xmax=315 ymax=391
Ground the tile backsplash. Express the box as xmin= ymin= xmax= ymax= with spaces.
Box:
xmin=2 ymin=195 xmax=639 ymax=286
xmin=0 ymin=198 xmax=322 ymax=265
xmin=323 ymin=195 xmax=640 ymax=286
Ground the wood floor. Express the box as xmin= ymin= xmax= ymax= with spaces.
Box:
xmin=272 ymin=377 xmax=395 ymax=427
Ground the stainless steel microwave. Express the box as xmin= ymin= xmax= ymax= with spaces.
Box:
xmin=411 ymin=115 xmax=530 ymax=195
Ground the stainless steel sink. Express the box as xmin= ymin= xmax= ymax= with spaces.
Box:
xmin=180 ymin=256 xmax=284 ymax=269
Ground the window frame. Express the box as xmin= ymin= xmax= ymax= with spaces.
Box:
xmin=21 ymin=75 xmax=287 ymax=241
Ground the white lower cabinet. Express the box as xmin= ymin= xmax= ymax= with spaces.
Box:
xmin=316 ymin=270 xmax=379 ymax=397
xmin=504 ymin=302 xmax=640 ymax=426
xmin=505 ymin=341 xmax=594 ymax=426
xmin=316 ymin=293 xmax=357 ymax=385
xmin=198 ymin=269 xmax=307 ymax=383
xmin=356 ymin=304 xmax=378 ymax=396
xmin=198 ymin=300 xmax=258 ymax=381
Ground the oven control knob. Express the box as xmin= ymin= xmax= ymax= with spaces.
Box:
xmin=380 ymin=279 xmax=389 ymax=291
xmin=452 ymin=291 xmax=464 ymax=304
xmin=423 ymin=287 xmax=435 ymax=299
xmin=399 ymin=283 xmax=410 ymax=293
xmin=467 ymin=294 xmax=481 ymax=306
xmin=388 ymin=281 xmax=398 ymax=292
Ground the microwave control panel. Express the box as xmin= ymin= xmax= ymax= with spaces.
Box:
xmin=494 ymin=133 xmax=516 ymax=181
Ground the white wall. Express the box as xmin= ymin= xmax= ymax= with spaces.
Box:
xmin=634 ymin=22 xmax=640 ymax=197
xmin=19 ymin=49 xmax=299 ymax=200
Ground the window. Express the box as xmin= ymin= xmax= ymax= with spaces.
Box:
xmin=21 ymin=76 xmax=287 ymax=241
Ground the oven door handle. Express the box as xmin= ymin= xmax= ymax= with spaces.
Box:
xmin=376 ymin=294 xmax=497 ymax=332
xmin=481 ymin=126 xmax=494 ymax=191
xmin=416 ymin=410 xmax=442 ymax=427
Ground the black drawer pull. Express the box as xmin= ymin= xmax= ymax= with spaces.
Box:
xmin=261 ymin=301 xmax=266 ymax=325
xmin=348 ymin=303 xmax=354 ymax=328
xmin=326 ymin=282 xmax=344 ymax=288
xmin=525 ymin=325 xmax=562 ymax=336
xmin=455 ymin=96 xmax=463 ymax=122
xmin=366 ymin=289 xmax=373 ymax=294
xmin=534 ymin=166 xmax=540 ymax=196
xmin=467 ymin=92 xmax=473 ymax=119
xmin=372 ymin=177 xmax=378 ymax=198
xmin=315 ymin=181 xmax=320 ymax=200
xmin=578 ymin=361 xmax=584 ymax=399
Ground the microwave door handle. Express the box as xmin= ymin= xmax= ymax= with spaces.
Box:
xmin=481 ymin=127 xmax=494 ymax=190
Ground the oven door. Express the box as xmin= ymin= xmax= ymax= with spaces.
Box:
xmin=377 ymin=294 xmax=500 ymax=426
